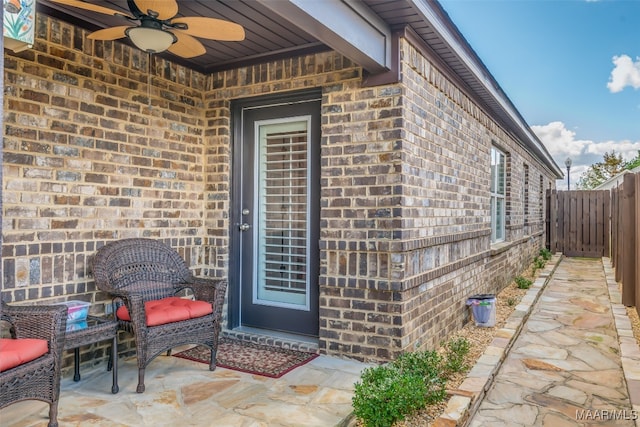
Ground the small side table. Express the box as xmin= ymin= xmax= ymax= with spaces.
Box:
xmin=63 ymin=315 xmax=119 ymax=394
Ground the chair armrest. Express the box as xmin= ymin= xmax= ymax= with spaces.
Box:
xmin=178 ymin=278 xmax=228 ymax=321
xmin=176 ymin=278 xmax=221 ymax=302
xmin=113 ymin=293 xmax=147 ymax=326
xmin=2 ymin=302 xmax=68 ymax=347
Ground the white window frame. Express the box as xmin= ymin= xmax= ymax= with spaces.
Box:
xmin=491 ymin=146 xmax=506 ymax=243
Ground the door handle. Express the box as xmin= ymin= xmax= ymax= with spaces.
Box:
xmin=239 ymin=223 xmax=251 ymax=231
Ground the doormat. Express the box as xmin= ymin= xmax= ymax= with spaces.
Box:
xmin=173 ymin=337 xmax=319 ymax=378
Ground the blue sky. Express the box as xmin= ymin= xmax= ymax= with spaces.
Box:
xmin=439 ymin=0 xmax=640 ymax=185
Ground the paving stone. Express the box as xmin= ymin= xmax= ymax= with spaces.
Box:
xmin=476 ymin=404 xmax=539 ymax=426
xmin=547 ymin=385 xmax=588 ymax=405
xmin=485 ymin=381 xmax=528 ymax=405
xmin=572 ymin=369 xmax=625 ymax=389
xmin=432 ymin=417 xmax=458 ymax=427
xmin=565 ymin=379 xmax=627 ymax=402
xmin=538 ymin=329 xmax=582 ymax=346
xmin=526 ymin=319 xmax=563 ymax=332
xmin=541 ymin=356 xmax=597 ymax=372
xmin=513 ymin=343 xmax=568 ymax=360
xmin=490 ymin=337 xmax=511 ymax=348
xmin=570 ymin=343 xmax=621 ymax=370
xmin=441 ymin=395 xmax=471 ymax=420
xmin=484 ymin=345 xmax=506 ymax=357
xmin=500 ymin=374 xmax=558 ymax=392
xmin=524 ymin=392 xmax=586 ymax=421
xmin=495 ymin=328 xmax=516 ymax=339
xmin=568 ymin=297 xmax=609 ymax=314
xmin=542 ymin=411 xmax=582 ymax=427
xmin=467 ymin=362 xmax=496 ymax=378
xmin=626 ymin=379 xmax=640 ymax=405
xmin=476 ymin=353 xmax=502 ymax=366
xmin=458 ymin=376 xmax=487 ymax=394
xmin=521 ymin=358 xmax=563 ymax=371
xmin=621 ymin=357 xmax=640 ymax=380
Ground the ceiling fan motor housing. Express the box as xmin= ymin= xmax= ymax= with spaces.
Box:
xmin=125 ymin=19 xmax=177 ymax=54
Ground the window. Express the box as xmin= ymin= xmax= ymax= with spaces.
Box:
xmin=491 ymin=146 xmax=506 ymax=242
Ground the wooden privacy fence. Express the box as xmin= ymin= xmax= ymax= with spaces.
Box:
xmin=546 ymin=190 xmax=610 ymax=257
xmin=547 ymin=173 xmax=640 ymax=316
xmin=610 ymin=173 xmax=640 ymax=311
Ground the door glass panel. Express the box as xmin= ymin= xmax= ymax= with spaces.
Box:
xmin=255 ymin=117 xmax=310 ymax=309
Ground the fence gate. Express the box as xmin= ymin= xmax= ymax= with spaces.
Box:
xmin=546 ymin=190 xmax=610 ymax=257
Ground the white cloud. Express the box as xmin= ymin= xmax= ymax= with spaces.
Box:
xmin=531 ymin=121 xmax=588 ymax=158
xmin=607 ymin=55 xmax=640 ymax=93
xmin=532 ymin=121 xmax=640 ymax=188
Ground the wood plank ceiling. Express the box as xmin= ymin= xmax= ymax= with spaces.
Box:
xmin=37 ymin=0 xmax=330 ymax=73
xmin=37 ymin=1 xmax=472 ymax=78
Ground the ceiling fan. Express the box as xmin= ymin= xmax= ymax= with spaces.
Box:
xmin=49 ymin=0 xmax=245 ymax=58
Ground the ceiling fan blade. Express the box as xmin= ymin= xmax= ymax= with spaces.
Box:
xmin=87 ymin=26 xmax=131 ymax=41
xmin=48 ymin=0 xmax=132 ymax=18
xmin=133 ymin=0 xmax=178 ymax=20
xmin=171 ymin=17 xmax=245 ymax=41
xmin=167 ymin=31 xmax=206 ymax=58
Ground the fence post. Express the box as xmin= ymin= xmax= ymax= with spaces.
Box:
xmin=561 ymin=190 xmax=569 ymax=253
xmin=615 ymin=186 xmax=623 ymax=281
xmin=610 ymin=188 xmax=616 ymax=266
xmin=621 ymin=174 xmax=636 ymax=306
xmin=548 ymin=189 xmax=557 ymax=252
xmin=604 ymin=190 xmax=610 ymax=258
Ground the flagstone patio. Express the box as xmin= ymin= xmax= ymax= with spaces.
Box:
xmin=2 ymin=349 xmax=369 ymax=427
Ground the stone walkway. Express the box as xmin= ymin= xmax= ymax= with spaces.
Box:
xmin=469 ymin=257 xmax=640 ymax=426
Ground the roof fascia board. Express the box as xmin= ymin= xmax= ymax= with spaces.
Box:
xmin=259 ymin=0 xmax=392 ymax=74
xmin=409 ymin=0 xmax=562 ymax=177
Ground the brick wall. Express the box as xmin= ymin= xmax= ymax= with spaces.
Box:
xmin=2 ymin=14 xmax=557 ymax=366
xmin=312 ymin=37 xmax=557 ymax=361
xmin=389 ymin=38 xmax=555 ymax=357
xmin=2 ymin=15 xmax=211 ymax=306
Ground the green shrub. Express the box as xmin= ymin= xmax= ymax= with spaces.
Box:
xmin=352 ymin=350 xmax=447 ymax=427
xmin=515 ymin=275 xmax=532 ymax=289
xmin=442 ymin=337 xmax=470 ymax=376
xmin=534 ymin=256 xmax=546 ymax=270
xmin=507 ymin=297 xmax=517 ymax=307
xmin=539 ymin=248 xmax=552 ymax=261
xmin=353 ymin=365 xmax=426 ymax=427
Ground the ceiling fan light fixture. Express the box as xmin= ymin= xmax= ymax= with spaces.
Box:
xmin=125 ymin=26 xmax=176 ymax=53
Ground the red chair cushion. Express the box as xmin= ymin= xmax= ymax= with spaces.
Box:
xmin=116 ymin=297 xmax=213 ymax=327
xmin=0 ymin=338 xmax=49 ymax=372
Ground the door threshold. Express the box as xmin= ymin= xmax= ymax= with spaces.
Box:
xmin=223 ymin=326 xmax=319 ymax=354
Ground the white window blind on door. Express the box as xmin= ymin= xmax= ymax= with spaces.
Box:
xmin=255 ymin=117 xmax=311 ymax=309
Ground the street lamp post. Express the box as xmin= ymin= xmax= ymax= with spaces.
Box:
xmin=565 ymin=157 xmax=572 ymax=190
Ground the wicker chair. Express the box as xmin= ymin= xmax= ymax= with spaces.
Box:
xmin=91 ymin=238 xmax=227 ymax=393
xmin=0 ymin=300 xmax=68 ymax=427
